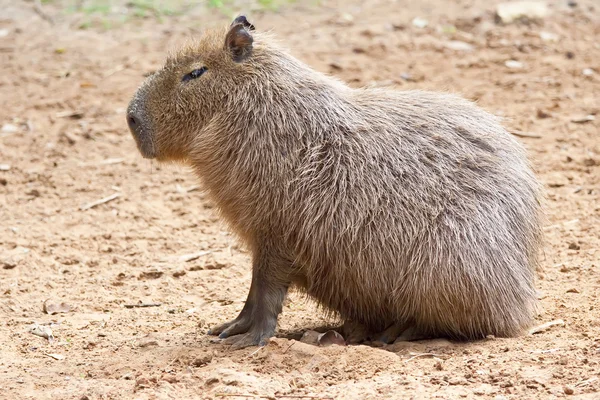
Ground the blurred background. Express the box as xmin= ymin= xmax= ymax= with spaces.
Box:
xmin=1 ymin=1 xmax=599 ymax=399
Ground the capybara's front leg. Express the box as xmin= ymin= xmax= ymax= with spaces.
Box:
xmin=208 ymin=245 xmax=290 ymax=349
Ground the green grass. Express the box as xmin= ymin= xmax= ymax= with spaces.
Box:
xmin=39 ymin=0 xmax=302 ymax=31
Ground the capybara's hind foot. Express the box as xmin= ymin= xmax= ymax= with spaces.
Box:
xmin=393 ymin=326 xmax=429 ymax=342
xmin=372 ymin=322 xmax=414 ymax=344
xmin=342 ymin=320 xmax=418 ymax=345
xmin=341 ymin=320 xmax=370 ymax=344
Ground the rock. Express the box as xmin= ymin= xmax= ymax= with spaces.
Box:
xmin=444 ymin=41 xmax=474 ymax=52
xmin=505 ymin=60 xmax=524 ymax=69
xmin=191 ymin=353 xmax=213 ymax=367
xmin=2 ymin=259 xmax=17 ymax=269
xmin=204 ymin=262 xmax=227 ymax=270
xmin=582 ymin=68 xmax=594 ymax=77
xmin=496 ymin=2 xmax=549 ymax=24
xmin=412 ymin=17 xmax=429 ymax=28
xmin=138 ymin=339 xmax=158 ymax=348
xmin=0 ymin=164 xmax=10 ymax=171
xmin=571 ymin=115 xmax=595 ymax=123
xmin=539 ymin=31 xmax=559 ymax=42
xmin=564 ymin=385 xmax=574 ymax=395
xmin=138 ymin=269 xmax=163 ymax=280
xmin=1 ymin=123 xmax=18 ymax=133
xmin=536 ymin=109 xmax=552 ymax=119
xmin=29 ymin=324 xmax=54 ymax=342
xmin=43 ymin=299 xmax=72 ymax=315
xmin=317 ymin=330 xmax=346 ymax=347
xmin=300 ymin=330 xmax=320 ymax=345
xmin=449 ymin=376 xmax=469 ymax=385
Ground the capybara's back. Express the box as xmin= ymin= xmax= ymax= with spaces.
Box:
xmin=127 ymin=17 xmax=543 ymax=348
xmin=288 ymin=89 xmax=542 ymax=340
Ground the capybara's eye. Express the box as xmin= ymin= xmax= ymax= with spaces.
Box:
xmin=182 ymin=67 xmax=207 ymax=82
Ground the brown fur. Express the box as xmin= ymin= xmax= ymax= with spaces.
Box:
xmin=127 ymin=18 xmax=544 ymax=348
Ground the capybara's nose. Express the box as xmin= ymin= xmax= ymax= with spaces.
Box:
xmin=127 ymin=112 xmax=142 ymax=137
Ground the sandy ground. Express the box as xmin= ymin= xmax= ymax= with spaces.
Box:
xmin=1 ymin=0 xmax=599 ymax=399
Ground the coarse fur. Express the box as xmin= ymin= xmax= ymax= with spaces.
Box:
xmin=127 ymin=18 xmax=544 ymax=348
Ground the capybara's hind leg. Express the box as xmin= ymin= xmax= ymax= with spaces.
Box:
xmin=341 ymin=320 xmax=371 ymax=344
xmin=393 ymin=325 xmax=430 ymax=342
xmin=372 ymin=321 xmax=414 ymax=344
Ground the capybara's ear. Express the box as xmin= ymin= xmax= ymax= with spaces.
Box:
xmin=231 ymin=15 xmax=255 ymax=31
xmin=225 ymin=22 xmax=253 ymax=63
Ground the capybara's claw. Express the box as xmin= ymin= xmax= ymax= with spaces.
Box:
xmin=224 ymin=330 xmax=272 ymax=350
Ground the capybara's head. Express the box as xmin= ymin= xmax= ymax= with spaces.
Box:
xmin=126 ymin=16 xmax=258 ymax=161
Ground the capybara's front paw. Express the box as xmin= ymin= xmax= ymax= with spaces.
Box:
xmin=208 ymin=315 xmax=253 ymax=339
xmin=208 ymin=311 xmax=277 ymax=348
xmin=223 ymin=328 xmax=273 ymax=349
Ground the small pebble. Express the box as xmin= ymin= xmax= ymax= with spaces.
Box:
xmin=412 ymin=17 xmax=428 ymax=28
xmin=539 ymin=31 xmax=558 ymax=42
xmin=1 ymin=123 xmax=18 ymax=133
xmin=505 ymin=60 xmax=524 ymax=69
xmin=564 ymin=385 xmax=574 ymax=395
xmin=444 ymin=41 xmax=474 ymax=52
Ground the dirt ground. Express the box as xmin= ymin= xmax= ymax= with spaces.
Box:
xmin=1 ymin=0 xmax=599 ymax=399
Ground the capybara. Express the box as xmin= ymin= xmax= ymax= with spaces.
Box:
xmin=127 ymin=16 xmax=543 ymax=349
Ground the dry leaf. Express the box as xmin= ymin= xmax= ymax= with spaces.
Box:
xmin=43 ymin=299 xmax=72 ymax=315
xmin=29 ymin=324 xmax=54 ymax=342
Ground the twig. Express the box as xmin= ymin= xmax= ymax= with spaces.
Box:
xmin=246 ymin=346 xmax=264 ymax=358
xmin=186 ymin=185 xmax=201 ymax=192
xmin=162 ymin=250 xmax=213 ymax=263
xmin=45 ymin=353 xmax=65 ymax=360
xmin=55 ymin=110 xmax=84 ymax=119
xmin=511 ymin=130 xmax=541 ymax=139
xmin=575 ymin=377 xmax=598 ymax=387
xmin=216 ymin=395 xmax=333 ymax=400
xmin=124 ymin=302 xmax=162 ymax=309
xmin=33 ymin=0 xmax=54 ymax=25
xmin=166 ymin=356 xmax=180 ymax=368
xmin=571 ymin=115 xmax=595 ymax=124
xmin=274 ymin=397 xmax=334 ymax=400
xmin=283 ymin=341 xmax=295 ymax=354
xmin=78 ymin=158 xmax=125 ymax=167
xmin=99 ymin=158 xmax=124 ymax=165
xmin=80 ymin=193 xmax=120 ymax=210
xmin=104 ymin=57 xmax=139 ymax=78
xmin=529 ymin=319 xmax=565 ymax=335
